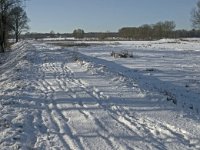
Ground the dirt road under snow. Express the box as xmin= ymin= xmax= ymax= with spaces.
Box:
xmin=0 ymin=41 xmax=199 ymax=149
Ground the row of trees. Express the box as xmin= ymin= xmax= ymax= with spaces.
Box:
xmin=20 ymin=0 xmax=200 ymax=42
xmin=72 ymin=29 xmax=118 ymax=40
xmin=70 ymin=1 xmax=200 ymax=40
xmin=0 ymin=0 xmax=29 ymax=53
xmin=24 ymin=28 xmax=200 ymax=40
xmin=118 ymin=21 xmax=176 ymax=40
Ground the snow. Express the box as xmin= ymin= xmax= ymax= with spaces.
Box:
xmin=0 ymin=39 xmax=200 ymax=149
xmin=73 ymin=39 xmax=200 ymax=113
xmin=41 ymin=37 xmax=75 ymax=41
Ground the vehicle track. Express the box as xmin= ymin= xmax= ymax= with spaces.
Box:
xmin=17 ymin=42 xmax=199 ymax=149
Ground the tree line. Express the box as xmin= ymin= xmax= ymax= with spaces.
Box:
xmin=0 ymin=0 xmax=29 ymax=53
xmin=118 ymin=21 xmax=176 ymax=40
xmin=24 ymin=27 xmax=200 ymax=41
xmin=71 ymin=1 xmax=200 ymax=40
xmin=19 ymin=0 xmax=200 ymax=41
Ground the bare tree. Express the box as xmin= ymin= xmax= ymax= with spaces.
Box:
xmin=10 ymin=6 xmax=29 ymax=43
xmin=0 ymin=0 xmax=15 ymax=52
xmin=191 ymin=0 xmax=200 ymax=29
xmin=0 ymin=0 xmax=26 ymax=52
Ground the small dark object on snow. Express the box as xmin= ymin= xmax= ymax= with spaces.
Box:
xmin=145 ymin=68 xmax=155 ymax=72
xmin=111 ymin=50 xmax=133 ymax=58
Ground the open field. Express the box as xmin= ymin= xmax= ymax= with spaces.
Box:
xmin=0 ymin=39 xmax=200 ymax=149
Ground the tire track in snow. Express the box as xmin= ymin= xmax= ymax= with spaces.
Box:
xmin=59 ymin=65 xmax=126 ymax=149
xmin=67 ymin=58 xmax=198 ymax=149
xmin=36 ymin=64 xmax=85 ymax=149
xmin=41 ymin=56 xmax=130 ymax=149
xmin=64 ymin=61 xmax=157 ymax=149
xmin=27 ymin=42 xmax=199 ymax=149
xmin=32 ymin=74 xmax=71 ymax=148
xmin=25 ymin=46 xmax=85 ymax=149
xmin=73 ymin=102 xmax=127 ymax=150
xmin=63 ymin=64 xmax=143 ymax=149
xmin=72 ymin=80 xmax=147 ymax=149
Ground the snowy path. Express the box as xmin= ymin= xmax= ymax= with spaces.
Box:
xmin=0 ymin=41 xmax=200 ymax=149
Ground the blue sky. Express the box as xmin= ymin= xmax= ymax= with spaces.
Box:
xmin=26 ymin=0 xmax=197 ymax=33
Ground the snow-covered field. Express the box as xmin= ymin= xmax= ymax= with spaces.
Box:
xmin=71 ymin=39 xmax=200 ymax=113
xmin=0 ymin=39 xmax=200 ymax=149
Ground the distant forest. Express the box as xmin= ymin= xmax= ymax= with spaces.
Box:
xmin=21 ymin=21 xmax=200 ymax=41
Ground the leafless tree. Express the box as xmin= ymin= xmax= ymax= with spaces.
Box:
xmin=191 ymin=0 xmax=200 ymax=29
xmin=10 ymin=6 xmax=29 ymax=43
xmin=0 ymin=0 xmax=27 ymax=52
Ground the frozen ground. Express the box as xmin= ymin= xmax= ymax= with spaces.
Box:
xmin=0 ymin=40 xmax=200 ymax=149
xmin=71 ymin=39 xmax=200 ymax=113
